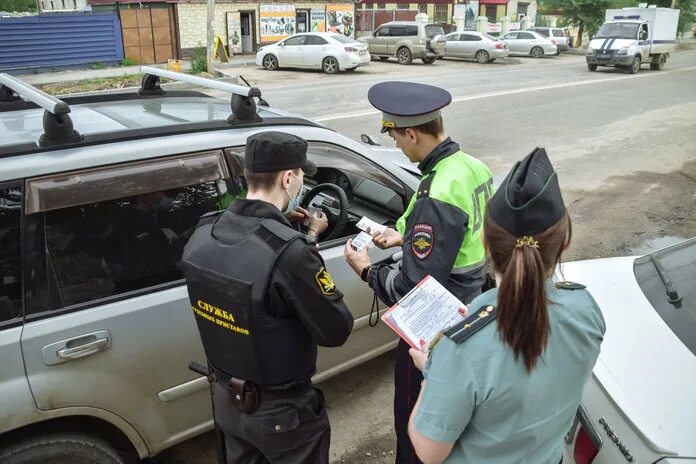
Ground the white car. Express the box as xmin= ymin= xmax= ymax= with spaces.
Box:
xmin=256 ymin=32 xmax=370 ymax=74
xmin=499 ymin=30 xmax=558 ymax=58
xmin=561 ymin=237 xmax=696 ymax=464
xmin=444 ymin=31 xmax=509 ymax=63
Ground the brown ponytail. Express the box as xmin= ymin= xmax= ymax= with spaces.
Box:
xmin=483 ymin=210 xmax=572 ymax=372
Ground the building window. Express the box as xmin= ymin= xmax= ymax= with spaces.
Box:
xmin=397 ymin=3 xmax=410 ymax=9
xmin=377 ymin=3 xmax=385 ymax=9
xmin=485 ymin=4 xmax=497 ymax=21
xmin=419 ymin=4 xmax=428 ymax=13
xmin=434 ymin=4 xmax=448 ymax=22
xmin=365 ymin=3 xmax=373 ymax=9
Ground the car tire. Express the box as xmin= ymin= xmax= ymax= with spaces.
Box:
xmin=322 ymin=56 xmax=339 ymax=74
xmin=650 ymin=53 xmax=666 ymax=70
xmin=379 ymin=56 xmax=389 ymax=61
xmin=530 ymin=46 xmax=544 ymax=58
xmin=397 ymin=47 xmax=412 ymax=65
xmin=422 ymin=57 xmax=436 ymax=64
xmin=588 ymin=64 xmax=597 ymax=71
xmin=628 ymin=56 xmax=641 ymax=74
xmin=0 ymin=433 xmax=126 ymax=464
xmin=475 ymin=50 xmax=490 ymax=64
xmin=262 ymin=54 xmax=278 ymax=71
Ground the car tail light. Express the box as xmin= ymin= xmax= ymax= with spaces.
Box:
xmin=345 ymin=46 xmax=358 ymax=53
xmin=495 ymin=42 xmax=505 ymax=49
xmin=568 ymin=405 xmax=602 ymax=464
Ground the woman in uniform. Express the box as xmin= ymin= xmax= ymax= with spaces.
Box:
xmin=407 ymin=147 xmax=606 ymax=464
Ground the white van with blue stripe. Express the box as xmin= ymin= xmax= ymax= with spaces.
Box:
xmin=586 ymin=7 xmax=679 ymax=74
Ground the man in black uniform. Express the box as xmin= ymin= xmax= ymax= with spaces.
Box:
xmin=181 ymin=131 xmax=354 ymax=464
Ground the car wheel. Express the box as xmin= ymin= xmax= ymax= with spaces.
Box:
xmin=650 ymin=53 xmax=666 ymax=70
xmin=397 ymin=47 xmax=412 ymax=65
xmin=475 ymin=50 xmax=490 ymax=64
xmin=379 ymin=56 xmax=389 ymax=61
xmin=628 ymin=56 xmax=641 ymax=74
xmin=322 ymin=56 xmax=339 ymax=74
xmin=588 ymin=64 xmax=598 ymax=72
xmin=530 ymin=46 xmax=544 ymax=58
xmin=422 ymin=57 xmax=436 ymax=64
xmin=0 ymin=433 xmax=126 ymax=464
xmin=262 ymin=54 xmax=278 ymax=71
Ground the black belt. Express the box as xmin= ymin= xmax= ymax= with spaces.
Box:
xmin=212 ymin=367 xmax=310 ymax=396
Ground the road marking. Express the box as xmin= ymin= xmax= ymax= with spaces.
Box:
xmin=314 ymin=65 xmax=696 ymax=122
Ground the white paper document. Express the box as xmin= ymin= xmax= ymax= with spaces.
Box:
xmin=356 ymin=216 xmax=386 ymax=235
xmin=381 ymin=276 xmax=467 ymax=349
xmin=351 ymin=231 xmax=373 ymax=252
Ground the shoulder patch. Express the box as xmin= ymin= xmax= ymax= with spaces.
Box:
xmin=444 ymin=305 xmax=497 ymax=344
xmin=412 ymin=224 xmax=434 ymax=259
xmin=555 ymin=281 xmax=587 ymax=290
xmin=315 ymin=267 xmax=336 ymax=296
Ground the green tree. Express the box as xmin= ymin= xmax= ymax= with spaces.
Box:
xmin=0 ymin=0 xmax=37 ymax=12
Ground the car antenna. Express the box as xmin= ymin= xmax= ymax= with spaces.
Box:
xmin=238 ymin=74 xmax=269 ymax=107
xmin=139 ymin=66 xmax=264 ymax=123
xmin=0 ymin=73 xmax=83 ymax=147
xmin=649 ymin=254 xmax=682 ymax=307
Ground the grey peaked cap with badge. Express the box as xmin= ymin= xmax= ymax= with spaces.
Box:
xmin=487 ymin=147 xmax=566 ymax=236
xmin=367 ymin=81 xmax=452 ymax=133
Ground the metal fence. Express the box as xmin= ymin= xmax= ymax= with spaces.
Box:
xmin=356 ymin=9 xmax=419 ymax=35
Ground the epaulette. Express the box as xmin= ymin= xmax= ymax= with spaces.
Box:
xmin=444 ymin=305 xmax=497 ymax=344
xmin=196 ymin=210 xmax=223 ymax=227
xmin=555 ymin=281 xmax=586 ymax=290
xmin=416 ymin=171 xmax=436 ymax=199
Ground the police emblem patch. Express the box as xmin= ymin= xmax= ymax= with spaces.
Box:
xmin=412 ymin=224 xmax=434 ymax=259
xmin=315 ymin=267 xmax=336 ymax=295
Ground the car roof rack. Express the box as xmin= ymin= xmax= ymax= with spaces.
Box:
xmin=139 ymin=66 xmax=268 ymax=124
xmin=0 ymin=73 xmax=83 ymax=147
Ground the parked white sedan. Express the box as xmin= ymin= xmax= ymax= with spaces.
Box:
xmin=561 ymin=237 xmax=696 ymax=464
xmin=256 ymin=32 xmax=370 ymax=74
xmin=499 ymin=30 xmax=557 ymax=58
xmin=444 ymin=31 xmax=509 ymax=63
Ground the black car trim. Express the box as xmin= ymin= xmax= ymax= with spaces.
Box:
xmin=0 ymin=117 xmax=322 ymax=158
xmin=0 ymin=90 xmax=213 ymax=113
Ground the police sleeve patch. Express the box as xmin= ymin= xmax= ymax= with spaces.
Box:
xmin=412 ymin=224 xmax=434 ymax=259
xmin=315 ymin=267 xmax=337 ymax=295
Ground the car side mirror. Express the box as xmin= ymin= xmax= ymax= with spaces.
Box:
xmin=361 ymin=134 xmax=380 ymax=146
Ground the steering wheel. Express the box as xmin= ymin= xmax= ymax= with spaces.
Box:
xmin=299 ymin=183 xmax=349 ymax=241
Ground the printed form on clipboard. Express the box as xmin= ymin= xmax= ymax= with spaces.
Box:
xmin=381 ymin=275 xmax=467 ymax=350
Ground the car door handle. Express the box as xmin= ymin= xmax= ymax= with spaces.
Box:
xmin=56 ymin=334 xmax=110 ymax=361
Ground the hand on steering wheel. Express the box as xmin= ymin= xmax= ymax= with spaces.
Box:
xmin=299 ymin=183 xmax=350 ymax=241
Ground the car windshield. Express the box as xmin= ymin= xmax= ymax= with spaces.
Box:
xmin=330 ymin=34 xmax=358 ymax=44
xmin=596 ymin=23 xmax=639 ymax=39
xmin=633 ymin=238 xmax=696 ymax=356
xmin=425 ymin=25 xmax=445 ymax=38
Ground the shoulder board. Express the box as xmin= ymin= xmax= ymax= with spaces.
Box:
xmin=555 ymin=281 xmax=587 ymax=290
xmin=416 ymin=171 xmax=436 ymax=199
xmin=444 ymin=305 xmax=497 ymax=344
xmin=196 ymin=210 xmax=223 ymax=227
xmin=261 ymin=218 xmax=305 ymax=243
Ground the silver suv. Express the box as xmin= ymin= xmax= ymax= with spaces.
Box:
xmin=358 ymin=21 xmax=447 ymax=64
xmin=0 ymin=69 xmax=417 ymax=463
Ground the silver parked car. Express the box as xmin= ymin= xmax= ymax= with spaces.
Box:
xmin=0 ymin=70 xmax=419 ymax=464
xmin=528 ymin=27 xmax=571 ymax=53
xmin=499 ymin=30 xmax=558 ymax=58
xmin=358 ymin=21 xmax=446 ymax=65
xmin=444 ymin=31 xmax=509 ymax=63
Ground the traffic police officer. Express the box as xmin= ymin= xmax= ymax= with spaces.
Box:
xmin=344 ymin=81 xmax=494 ymax=464
xmin=407 ymin=148 xmax=606 ymax=464
xmin=182 ymin=131 xmax=354 ymax=464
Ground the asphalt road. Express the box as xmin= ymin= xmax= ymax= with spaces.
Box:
xmin=151 ymin=48 xmax=696 ymax=464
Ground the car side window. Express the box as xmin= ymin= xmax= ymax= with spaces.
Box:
xmin=285 ymin=36 xmax=306 ymax=46
xmin=503 ymin=32 xmax=517 ymax=40
xmin=23 ymin=153 xmax=229 ymax=314
xmin=464 ymin=34 xmax=481 ymax=41
xmin=535 ymin=29 xmax=550 ymax=37
xmin=375 ymin=26 xmax=389 ymax=37
xmin=518 ymin=32 xmax=534 ymax=40
xmin=306 ymin=35 xmax=328 ymax=45
xmin=404 ymin=26 xmax=418 ymax=36
xmin=552 ymin=29 xmax=565 ymax=37
xmin=0 ymin=183 xmax=22 ymax=325
xmin=389 ymin=26 xmax=404 ymax=37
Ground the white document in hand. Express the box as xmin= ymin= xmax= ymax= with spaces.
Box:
xmin=356 ymin=216 xmax=386 ymax=235
xmin=381 ymin=276 xmax=466 ymax=350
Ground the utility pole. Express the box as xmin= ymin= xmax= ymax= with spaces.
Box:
xmin=670 ymin=0 xmax=676 ymax=8
xmin=207 ymin=0 xmax=215 ymax=74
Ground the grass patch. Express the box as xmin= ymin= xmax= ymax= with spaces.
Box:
xmin=190 ymin=47 xmax=207 ymax=74
xmin=120 ymin=58 xmax=138 ymax=67
xmin=90 ymin=62 xmax=108 ymax=70
xmin=36 ymin=74 xmax=173 ymax=95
